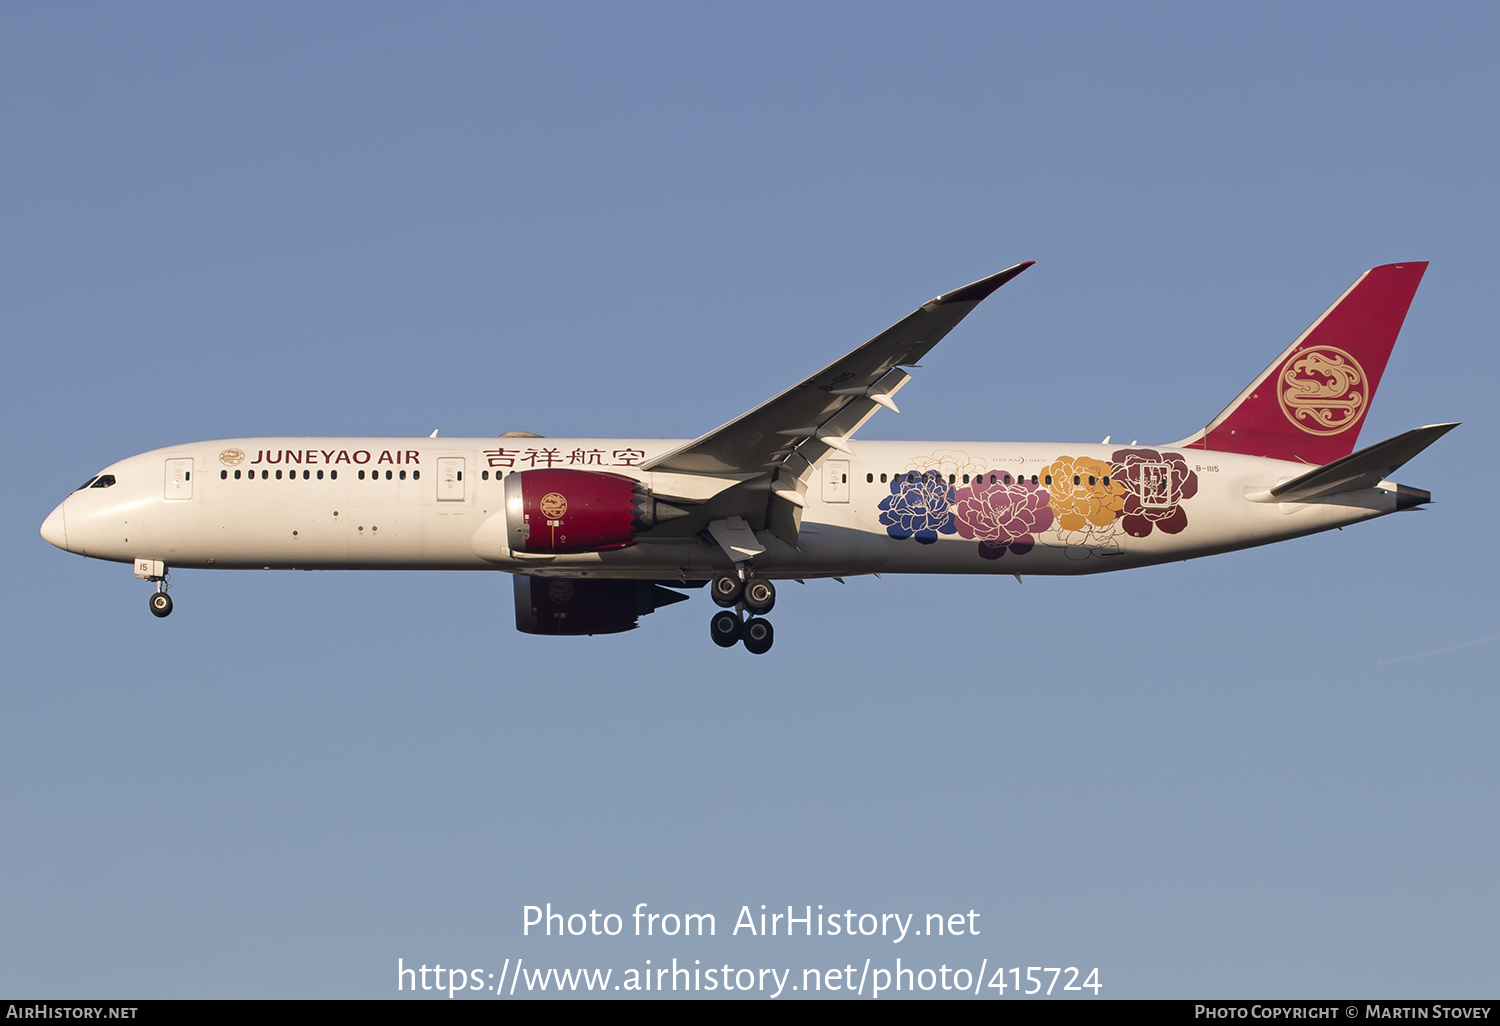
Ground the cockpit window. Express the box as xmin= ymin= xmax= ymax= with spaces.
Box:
xmin=75 ymin=477 xmax=98 ymax=491
xmin=89 ymin=474 xmax=117 ymax=489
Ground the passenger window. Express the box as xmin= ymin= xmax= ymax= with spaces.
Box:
xmin=316 ymin=470 xmax=324 ymax=480
xmin=358 ymin=470 xmax=366 ymax=480
xmin=220 ymin=470 xmax=227 ymax=479
xmin=880 ymin=473 xmax=887 ymax=483
xmin=483 ymin=470 xmax=490 ymax=481
xmin=866 ymin=473 xmax=873 ymax=483
xmin=330 ymin=470 xmax=337 ymax=480
xmin=275 ymin=470 xmax=283 ymax=480
xmin=262 ymin=470 xmax=268 ymax=479
xmin=386 ymin=470 xmax=393 ymax=480
xmin=1044 ymin=475 xmax=1052 ymax=485
xmin=234 ymin=470 xmax=242 ymax=480
xmin=414 ymin=470 xmax=421 ymax=480
xmin=399 ymin=470 xmax=406 ymax=480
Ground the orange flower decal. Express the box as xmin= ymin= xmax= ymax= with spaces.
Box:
xmin=1042 ymin=455 xmax=1126 ymax=532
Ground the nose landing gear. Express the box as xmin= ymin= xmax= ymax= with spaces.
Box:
xmin=135 ymin=558 xmax=173 ymax=618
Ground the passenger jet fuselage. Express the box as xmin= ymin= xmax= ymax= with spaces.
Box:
xmin=41 ymin=261 xmax=1455 ymax=652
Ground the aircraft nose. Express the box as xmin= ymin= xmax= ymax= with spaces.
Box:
xmin=40 ymin=502 xmax=67 ymax=551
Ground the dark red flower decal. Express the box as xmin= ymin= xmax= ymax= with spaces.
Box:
xmin=1109 ymin=448 xmax=1199 ymax=538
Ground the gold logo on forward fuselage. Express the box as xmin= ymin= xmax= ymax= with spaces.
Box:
xmin=539 ymin=492 xmax=568 ymax=519
xmin=1277 ymin=345 xmax=1367 ymax=436
xmin=219 ymin=448 xmax=246 ymax=466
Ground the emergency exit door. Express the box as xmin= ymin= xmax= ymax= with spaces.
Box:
xmin=437 ymin=458 xmax=465 ymax=501
xmin=822 ymin=460 xmax=850 ymax=502
xmin=164 ymin=458 xmax=193 ymax=500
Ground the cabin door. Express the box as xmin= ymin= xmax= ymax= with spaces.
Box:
xmin=437 ymin=458 xmax=465 ymax=501
xmin=164 ymin=458 xmax=194 ymax=500
xmin=822 ymin=460 xmax=850 ymax=502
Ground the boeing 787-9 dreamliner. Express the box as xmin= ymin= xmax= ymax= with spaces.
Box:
xmin=41 ymin=261 xmax=1455 ymax=653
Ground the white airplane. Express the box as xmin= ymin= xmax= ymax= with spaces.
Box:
xmin=41 ymin=261 xmax=1455 ymax=653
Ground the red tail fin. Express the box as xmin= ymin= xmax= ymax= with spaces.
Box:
xmin=1175 ymin=262 xmax=1428 ymax=465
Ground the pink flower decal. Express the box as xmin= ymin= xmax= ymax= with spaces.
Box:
xmin=1109 ymin=448 xmax=1199 ymax=538
xmin=952 ymin=476 xmax=1054 ymax=558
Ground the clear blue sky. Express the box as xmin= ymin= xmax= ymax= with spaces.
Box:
xmin=2 ymin=2 xmax=1495 ymax=999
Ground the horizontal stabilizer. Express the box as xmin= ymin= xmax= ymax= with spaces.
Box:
xmin=1268 ymin=422 xmax=1458 ymax=503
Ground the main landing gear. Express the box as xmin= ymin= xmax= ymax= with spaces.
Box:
xmin=708 ymin=572 xmax=776 ymax=653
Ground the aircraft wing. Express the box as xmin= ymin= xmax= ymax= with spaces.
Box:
xmin=643 ymin=261 xmax=1035 ymax=477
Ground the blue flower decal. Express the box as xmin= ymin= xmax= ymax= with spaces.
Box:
xmin=878 ymin=473 xmax=956 ymax=544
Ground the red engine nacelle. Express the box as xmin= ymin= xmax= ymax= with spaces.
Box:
xmin=503 ymin=469 xmax=655 ymax=554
